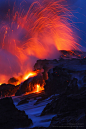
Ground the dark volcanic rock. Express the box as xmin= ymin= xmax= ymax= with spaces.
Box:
xmin=15 ymin=74 xmax=45 ymax=96
xmin=83 ymin=76 xmax=86 ymax=83
xmin=50 ymin=112 xmax=85 ymax=129
xmin=44 ymin=66 xmax=71 ymax=95
xmin=34 ymin=59 xmax=58 ymax=81
xmin=17 ymin=98 xmax=29 ymax=105
xmin=41 ymin=89 xmax=86 ymax=128
xmin=8 ymin=77 xmax=19 ymax=85
xmin=15 ymin=79 xmax=31 ymax=96
xmin=34 ymin=59 xmax=58 ymax=70
xmin=0 ymin=84 xmax=20 ymax=97
xmin=0 ymin=97 xmax=32 ymax=129
xmin=60 ymin=50 xmax=86 ymax=59
xmin=66 ymin=78 xmax=78 ymax=94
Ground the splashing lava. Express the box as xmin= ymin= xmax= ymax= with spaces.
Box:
xmin=0 ymin=0 xmax=79 ymax=84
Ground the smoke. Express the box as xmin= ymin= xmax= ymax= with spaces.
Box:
xmin=0 ymin=0 xmax=80 ymax=84
xmin=0 ymin=49 xmax=20 ymax=83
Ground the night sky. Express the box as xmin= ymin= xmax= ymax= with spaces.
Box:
xmin=69 ymin=0 xmax=86 ymax=51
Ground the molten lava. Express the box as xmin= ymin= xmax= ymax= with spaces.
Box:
xmin=23 ymin=72 xmax=37 ymax=80
xmin=0 ymin=0 xmax=80 ymax=88
xmin=36 ymin=84 xmax=44 ymax=93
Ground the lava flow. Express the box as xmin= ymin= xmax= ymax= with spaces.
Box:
xmin=23 ymin=71 xmax=37 ymax=81
xmin=36 ymin=84 xmax=44 ymax=92
xmin=8 ymin=71 xmax=38 ymax=85
xmin=0 ymin=0 xmax=80 ymax=93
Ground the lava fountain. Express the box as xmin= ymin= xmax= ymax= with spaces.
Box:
xmin=0 ymin=0 xmax=79 ymax=86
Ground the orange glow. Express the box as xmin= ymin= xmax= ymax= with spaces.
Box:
xmin=36 ymin=84 xmax=44 ymax=93
xmin=0 ymin=75 xmax=8 ymax=85
xmin=21 ymin=83 xmax=44 ymax=96
xmin=37 ymin=84 xmax=40 ymax=92
xmin=23 ymin=72 xmax=37 ymax=80
xmin=9 ymin=71 xmax=39 ymax=86
xmin=0 ymin=0 xmax=80 ymax=86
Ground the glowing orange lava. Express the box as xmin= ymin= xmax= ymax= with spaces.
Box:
xmin=36 ymin=84 xmax=44 ymax=92
xmin=0 ymin=0 xmax=80 ymax=86
xmin=23 ymin=72 xmax=37 ymax=80
xmin=11 ymin=71 xmax=39 ymax=86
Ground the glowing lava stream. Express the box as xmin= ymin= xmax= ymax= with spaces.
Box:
xmin=0 ymin=0 xmax=80 ymax=86
xmin=23 ymin=72 xmax=44 ymax=93
xmin=37 ymin=84 xmax=40 ymax=92
xmin=36 ymin=84 xmax=44 ymax=93
xmin=23 ymin=72 xmax=37 ymax=80
xmin=14 ymin=71 xmax=38 ymax=86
